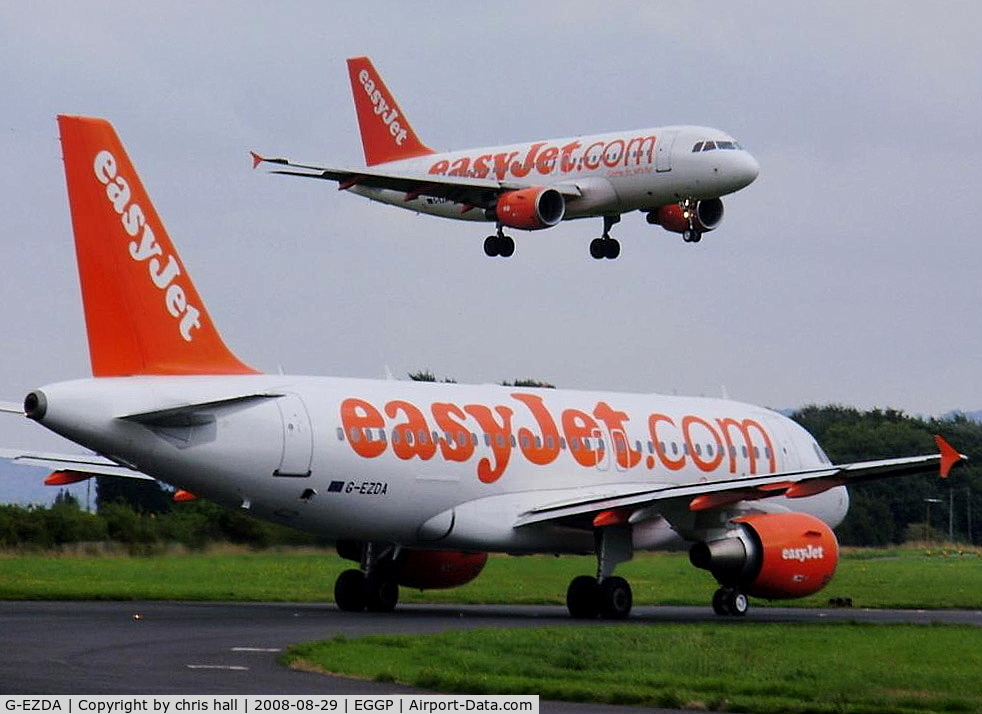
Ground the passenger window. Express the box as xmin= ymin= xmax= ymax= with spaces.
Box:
xmin=336 ymin=427 xmax=345 ymax=441
xmin=349 ymin=427 xmax=361 ymax=443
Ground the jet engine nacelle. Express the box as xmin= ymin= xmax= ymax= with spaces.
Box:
xmin=495 ymin=187 xmax=565 ymax=230
xmin=395 ymin=549 xmax=488 ymax=590
xmin=688 ymin=513 xmax=839 ymax=600
xmin=648 ymin=197 xmax=724 ymax=234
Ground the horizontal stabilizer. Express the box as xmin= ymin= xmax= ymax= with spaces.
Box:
xmin=121 ymin=393 xmax=280 ymax=427
xmin=0 ymin=448 xmax=153 ymax=480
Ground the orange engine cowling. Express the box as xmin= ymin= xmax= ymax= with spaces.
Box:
xmin=396 ymin=550 xmax=488 ymax=590
xmin=648 ymin=197 xmax=724 ymax=234
xmin=689 ymin=513 xmax=839 ymax=600
xmin=495 ymin=187 xmax=565 ymax=230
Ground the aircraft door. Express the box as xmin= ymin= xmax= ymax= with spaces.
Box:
xmin=656 ymin=130 xmax=677 ymax=172
xmin=763 ymin=415 xmax=801 ymax=472
xmin=274 ymin=393 xmax=313 ymax=477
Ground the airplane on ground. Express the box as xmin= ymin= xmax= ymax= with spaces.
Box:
xmin=0 ymin=116 xmax=963 ymax=619
xmin=251 ymin=56 xmax=760 ymax=260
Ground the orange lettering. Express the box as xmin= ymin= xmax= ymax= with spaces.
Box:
xmin=716 ymin=417 xmax=776 ymax=474
xmin=492 ymin=151 xmax=519 ymax=180
xmin=562 ymin=408 xmax=604 ymax=468
xmin=448 ymin=156 xmax=470 ymax=176
xmin=648 ymin=413 xmax=685 ymax=471
xmin=511 ymin=393 xmax=561 ymax=466
xmin=511 ymin=143 xmax=546 ymax=178
xmin=385 ymin=400 xmax=436 ymax=461
xmin=593 ymin=401 xmax=641 ymax=469
xmin=432 ymin=402 xmax=475 ymax=463
xmin=464 ymin=403 xmax=514 ymax=483
xmin=340 ymin=397 xmax=386 ymax=458
xmin=682 ymin=415 xmax=724 ymax=473
xmin=428 ymin=159 xmax=450 ymax=175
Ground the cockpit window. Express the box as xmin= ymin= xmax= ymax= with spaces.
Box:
xmin=692 ymin=140 xmax=744 ymax=153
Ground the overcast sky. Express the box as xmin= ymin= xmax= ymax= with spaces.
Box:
xmin=1 ymin=2 xmax=981 ymax=500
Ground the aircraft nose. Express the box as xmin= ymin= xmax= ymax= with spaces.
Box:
xmin=734 ymin=151 xmax=760 ymax=188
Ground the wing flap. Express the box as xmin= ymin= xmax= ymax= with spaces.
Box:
xmin=515 ymin=440 xmax=965 ymax=529
xmin=252 ymin=153 xmax=582 ymax=210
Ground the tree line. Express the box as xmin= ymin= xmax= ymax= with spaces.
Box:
xmin=0 ymin=402 xmax=979 ymax=550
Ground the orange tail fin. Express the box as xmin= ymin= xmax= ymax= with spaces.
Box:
xmin=346 ymin=56 xmax=434 ymax=166
xmin=57 ymin=115 xmax=257 ymax=377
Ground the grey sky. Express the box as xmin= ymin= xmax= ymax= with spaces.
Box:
xmin=1 ymin=1 xmax=980 ymax=493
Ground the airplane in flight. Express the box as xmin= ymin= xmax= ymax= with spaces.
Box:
xmin=1 ymin=116 xmax=963 ymax=619
xmin=251 ymin=56 xmax=760 ymax=260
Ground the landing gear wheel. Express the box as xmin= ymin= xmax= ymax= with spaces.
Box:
xmin=498 ymin=235 xmax=515 ymax=257
xmin=712 ymin=587 xmax=748 ymax=617
xmin=566 ymin=575 xmax=600 ymax=619
xmin=589 ymin=238 xmax=606 ymax=260
xmin=365 ymin=575 xmax=399 ymax=613
xmin=598 ymin=576 xmax=632 ymax=620
xmin=483 ymin=235 xmax=499 ymax=257
xmin=727 ymin=589 xmax=748 ymax=616
xmin=604 ymin=238 xmax=621 ymax=260
xmin=334 ymin=569 xmax=366 ymax=612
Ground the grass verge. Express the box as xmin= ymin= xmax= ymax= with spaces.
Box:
xmin=285 ymin=623 xmax=982 ymax=714
xmin=0 ymin=546 xmax=980 ymax=609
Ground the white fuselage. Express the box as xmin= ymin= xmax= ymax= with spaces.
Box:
xmin=32 ymin=375 xmax=847 ymax=553
xmin=351 ymin=126 xmax=759 ymax=222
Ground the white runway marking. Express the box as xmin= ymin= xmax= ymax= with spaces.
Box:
xmin=187 ymin=664 xmax=250 ymax=671
xmin=232 ymin=647 xmax=283 ymax=652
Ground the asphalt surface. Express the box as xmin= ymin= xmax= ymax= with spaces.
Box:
xmin=1 ymin=601 xmax=980 ymax=711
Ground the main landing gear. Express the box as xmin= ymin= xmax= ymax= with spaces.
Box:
xmin=589 ymin=215 xmax=621 ymax=260
xmin=334 ymin=543 xmax=400 ymax=613
xmin=483 ymin=225 xmax=515 ymax=258
xmin=565 ymin=523 xmax=634 ymax=619
xmin=711 ymin=587 xmax=749 ymax=617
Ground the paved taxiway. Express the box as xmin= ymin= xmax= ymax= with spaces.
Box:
xmin=1 ymin=602 xmax=979 ymax=711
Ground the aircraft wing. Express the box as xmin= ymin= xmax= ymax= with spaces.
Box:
xmin=514 ymin=436 xmax=965 ymax=529
xmin=250 ymin=152 xmax=582 ymax=211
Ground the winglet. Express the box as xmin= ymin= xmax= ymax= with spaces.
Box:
xmin=934 ymin=435 xmax=965 ymax=479
xmin=250 ymin=151 xmax=264 ymax=169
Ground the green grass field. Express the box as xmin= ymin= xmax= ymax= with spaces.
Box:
xmin=286 ymin=624 xmax=982 ymax=714
xmin=2 ymin=546 xmax=980 ymax=712
xmin=1 ymin=546 xmax=980 ymax=609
